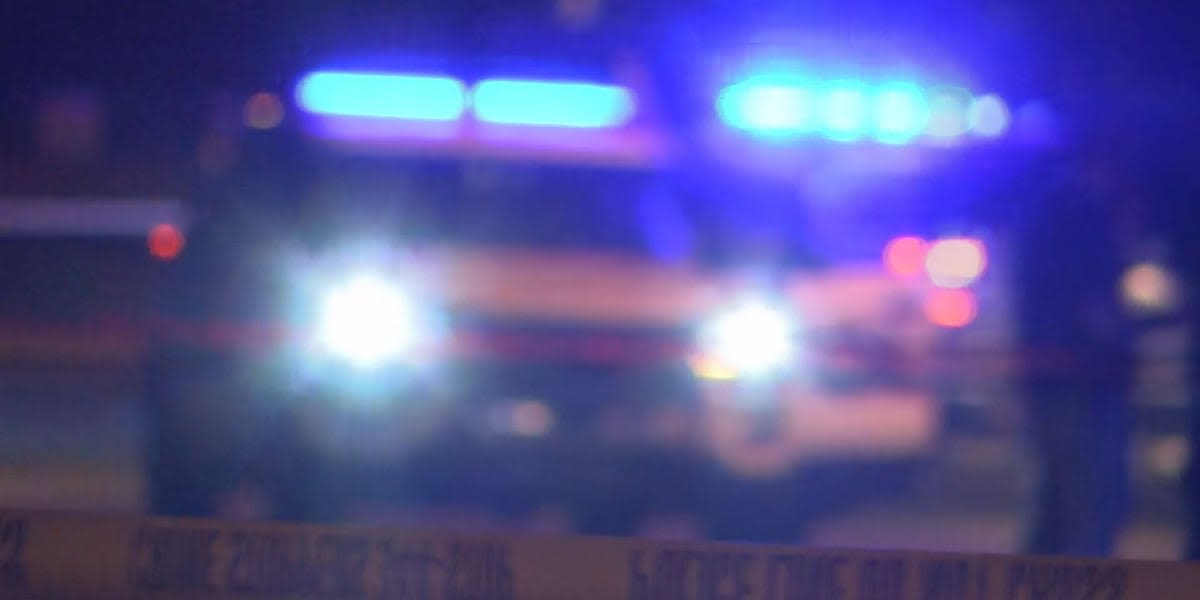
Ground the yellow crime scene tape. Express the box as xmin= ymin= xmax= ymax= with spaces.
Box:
xmin=1 ymin=510 xmax=1198 ymax=600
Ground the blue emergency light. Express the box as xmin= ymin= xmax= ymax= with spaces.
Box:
xmin=820 ymin=80 xmax=871 ymax=141
xmin=874 ymin=82 xmax=929 ymax=144
xmin=295 ymin=71 xmax=468 ymax=121
xmin=716 ymin=74 xmax=996 ymax=145
xmin=716 ymin=76 xmax=816 ymax=136
xmin=472 ymin=79 xmax=636 ymax=128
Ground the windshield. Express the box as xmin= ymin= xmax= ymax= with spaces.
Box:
xmin=224 ymin=157 xmax=828 ymax=270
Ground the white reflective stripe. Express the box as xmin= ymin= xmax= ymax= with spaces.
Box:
xmin=0 ymin=197 xmax=187 ymax=236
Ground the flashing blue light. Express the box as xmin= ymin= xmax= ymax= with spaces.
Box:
xmin=716 ymin=73 xmax=983 ymax=146
xmin=716 ymin=77 xmax=816 ymax=136
xmin=925 ymin=86 xmax=973 ymax=139
xmin=472 ymin=79 xmax=634 ymax=128
xmin=875 ymin=82 xmax=929 ymax=144
xmin=296 ymin=72 xmax=467 ymax=121
xmin=821 ymin=82 xmax=869 ymax=141
xmin=968 ymin=94 xmax=1010 ymax=138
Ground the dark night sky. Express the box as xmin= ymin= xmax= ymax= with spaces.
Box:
xmin=4 ymin=1 xmax=1190 ymax=87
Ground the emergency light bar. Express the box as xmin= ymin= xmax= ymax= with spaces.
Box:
xmin=294 ymin=70 xmax=654 ymax=165
xmin=473 ymin=79 xmax=635 ymax=128
xmin=717 ymin=75 xmax=1008 ymax=144
xmin=296 ymin=71 xmax=468 ymax=121
xmin=715 ymin=75 xmax=817 ymax=136
xmin=295 ymin=71 xmax=637 ymax=129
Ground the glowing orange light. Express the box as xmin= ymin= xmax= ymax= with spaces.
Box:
xmin=243 ymin=92 xmax=285 ymax=130
xmin=148 ymin=223 xmax=186 ymax=261
xmin=688 ymin=354 xmax=739 ymax=381
xmin=1122 ymin=262 xmax=1178 ymax=313
xmin=924 ymin=288 xmax=978 ymax=328
xmin=883 ymin=236 xmax=928 ymax=278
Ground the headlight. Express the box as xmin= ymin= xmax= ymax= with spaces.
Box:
xmin=314 ymin=273 xmax=435 ymax=369
xmin=696 ymin=300 xmax=798 ymax=379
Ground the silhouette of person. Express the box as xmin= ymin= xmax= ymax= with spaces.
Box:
xmin=1012 ymin=150 xmax=1136 ymax=556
